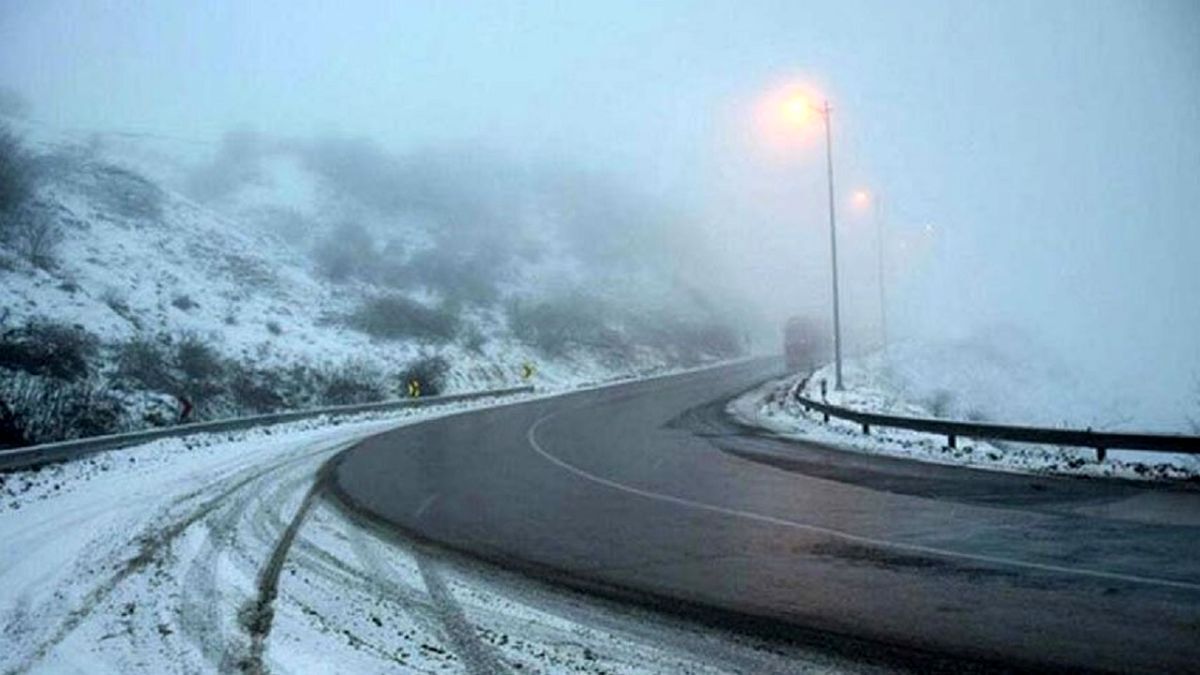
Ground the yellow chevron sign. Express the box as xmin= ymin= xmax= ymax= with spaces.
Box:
xmin=521 ymin=362 xmax=536 ymax=380
xmin=407 ymin=380 xmax=421 ymax=398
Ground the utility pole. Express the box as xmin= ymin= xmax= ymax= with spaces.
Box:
xmin=821 ymin=100 xmax=844 ymax=390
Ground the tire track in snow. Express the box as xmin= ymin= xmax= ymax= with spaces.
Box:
xmin=1 ymin=437 xmax=355 ymax=675
xmin=414 ymin=554 xmax=510 ymax=675
xmin=238 ymin=470 xmax=326 ymax=674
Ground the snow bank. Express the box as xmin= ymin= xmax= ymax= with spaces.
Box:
xmin=731 ymin=339 xmax=1200 ymax=481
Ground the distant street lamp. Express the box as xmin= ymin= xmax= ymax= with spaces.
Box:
xmin=784 ymin=93 xmax=843 ymax=390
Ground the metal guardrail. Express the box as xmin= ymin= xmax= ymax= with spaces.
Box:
xmin=0 ymin=385 xmax=535 ymax=473
xmin=792 ymin=382 xmax=1200 ymax=462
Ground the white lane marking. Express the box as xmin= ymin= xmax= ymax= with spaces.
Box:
xmin=414 ymin=493 xmax=439 ymax=521
xmin=526 ymin=412 xmax=1200 ymax=592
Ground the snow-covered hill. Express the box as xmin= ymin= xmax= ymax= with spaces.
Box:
xmin=0 ymin=119 xmax=743 ymax=446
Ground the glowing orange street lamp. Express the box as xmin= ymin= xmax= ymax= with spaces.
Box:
xmin=783 ymin=92 xmax=844 ymax=390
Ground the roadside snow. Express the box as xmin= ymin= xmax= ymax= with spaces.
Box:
xmin=730 ymin=354 xmax=1200 ymax=482
xmin=0 ymin=378 xmax=863 ymax=674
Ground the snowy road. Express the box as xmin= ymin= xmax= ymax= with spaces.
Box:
xmin=0 ymin=390 xmax=891 ymax=674
xmin=336 ymin=360 xmax=1200 ymax=673
xmin=8 ymin=361 xmax=1199 ymax=673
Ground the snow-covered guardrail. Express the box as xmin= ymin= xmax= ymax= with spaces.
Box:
xmin=0 ymin=385 xmax=535 ymax=473
xmin=792 ymin=381 xmax=1200 ymax=462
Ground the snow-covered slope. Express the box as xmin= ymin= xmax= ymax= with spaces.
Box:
xmin=0 ymin=120 xmax=741 ymax=445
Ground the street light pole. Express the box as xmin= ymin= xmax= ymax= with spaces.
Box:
xmin=821 ymin=100 xmax=844 ymax=390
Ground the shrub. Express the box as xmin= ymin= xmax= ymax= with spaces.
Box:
xmin=397 ymin=355 xmax=451 ymax=397
xmin=4 ymin=204 xmax=60 ymax=269
xmin=115 ymin=337 xmax=176 ymax=393
xmin=403 ymin=248 xmax=500 ymax=307
xmin=0 ymin=126 xmax=34 ymax=219
xmin=0 ymin=127 xmax=59 ymax=267
xmin=347 ymin=295 xmax=459 ymax=343
xmin=0 ymin=372 xmax=123 ymax=446
xmin=926 ymin=390 xmax=955 ymax=418
xmin=506 ymin=297 xmax=621 ymax=357
xmin=0 ymin=397 xmax=20 ymax=448
xmin=322 ymin=362 xmax=384 ymax=405
xmin=229 ymin=366 xmax=285 ymax=414
xmin=175 ymin=335 xmax=225 ymax=400
xmin=266 ymin=320 xmax=283 ymax=336
xmin=171 ymin=294 xmax=199 ymax=311
xmin=0 ymin=320 xmax=98 ymax=381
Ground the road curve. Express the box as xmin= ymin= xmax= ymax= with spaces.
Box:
xmin=331 ymin=359 xmax=1200 ymax=673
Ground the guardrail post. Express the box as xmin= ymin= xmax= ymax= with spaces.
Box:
xmin=947 ymin=434 xmax=957 ymax=449
xmin=1096 ymin=447 xmax=1107 ymax=463
xmin=862 ymin=423 xmax=870 ymax=435
xmin=823 ymin=411 xmax=830 ymax=423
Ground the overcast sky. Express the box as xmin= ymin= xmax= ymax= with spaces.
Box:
xmin=3 ymin=0 xmax=1198 ymax=415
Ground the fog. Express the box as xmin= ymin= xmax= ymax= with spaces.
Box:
xmin=2 ymin=0 xmax=1198 ymax=423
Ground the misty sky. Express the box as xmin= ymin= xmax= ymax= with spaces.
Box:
xmin=3 ymin=0 xmax=1199 ymax=411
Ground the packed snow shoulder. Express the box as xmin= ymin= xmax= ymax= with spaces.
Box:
xmin=732 ymin=354 xmax=1200 ymax=482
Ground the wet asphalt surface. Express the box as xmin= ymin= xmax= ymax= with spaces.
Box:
xmin=330 ymin=359 xmax=1200 ymax=673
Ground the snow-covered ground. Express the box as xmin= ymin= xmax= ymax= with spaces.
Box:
xmin=0 ymin=387 xmax=867 ymax=675
xmin=0 ymin=116 xmax=744 ymax=448
xmin=0 ymin=118 xmax=648 ymax=390
xmin=731 ymin=345 xmax=1200 ymax=481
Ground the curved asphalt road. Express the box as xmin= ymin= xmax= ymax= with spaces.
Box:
xmin=330 ymin=359 xmax=1200 ymax=673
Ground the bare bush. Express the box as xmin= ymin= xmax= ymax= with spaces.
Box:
xmin=115 ymin=337 xmax=176 ymax=393
xmin=0 ymin=126 xmax=57 ymax=267
xmin=347 ymin=295 xmax=459 ymax=343
xmin=176 ymin=335 xmax=225 ymax=400
xmin=926 ymin=389 xmax=956 ymax=418
xmin=400 ymin=248 xmax=500 ymax=307
xmin=171 ymin=294 xmax=199 ymax=311
xmin=321 ymin=362 xmax=384 ymax=405
xmin=506 ymin=296 xmax=622 ymax=357
xmin=0 ymin=125 xmax=33 ymax=217
xmin=228 ymin=365 xmax=285 ymax=413
xmin=7 ymin=208 xmax=61 ymax=269
xmin=0 ymin=372 xmax=123 ymax=446
xmin=397 ymin=355 xmax=450 ymax=397
xmin=0 ymin=320 xmax=98 ymax=381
